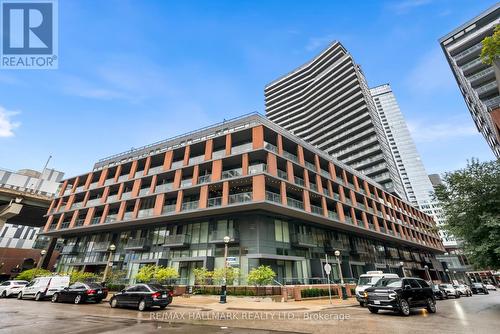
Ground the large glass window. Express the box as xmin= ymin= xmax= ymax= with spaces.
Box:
xmin=274 ymin=220 xmax=289 ymax=242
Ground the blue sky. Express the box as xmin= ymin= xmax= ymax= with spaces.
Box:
xmin=0 ymin=0 xmax=496 ymax=178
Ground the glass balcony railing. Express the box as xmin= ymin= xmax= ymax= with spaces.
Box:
xmin=163 ymin=204 xmax=176 ymax=213
xmin=264 ymin=142 xmax=278 ymax=153
xmin=228 ymin=192 xmax=252 ymax=204
xmin=90 ymin=217 xmax=101 ymax=225
xmin=92 ymin=241 xmax=111 ymax=252
xmin=181 ymin=200 xmax=199 ymax=211
xmin=344 ymin=216 xmax=353 ymax=225
xmin=107 ymin=194 xmax=118 ymax=203
xmin=104 ymin=178 xmax=114 ymax=186
xmin=71 ymin=202 xmax=84 ymax=210
xmin=89 ymin=182 xmax=99 ymax=189
xmin=265 ymin=191 xmax=281 ymax=203
xmin=291 ymin=234 xmax=317 ymax=247
xmin=283 ymin=151 xmax=299 ymax=163
xmin=294 ymin=176 xmax=305 ymax=186
xmin=310 ymin=205 xmax=323 ymax=215
xmin=117 ymin=175 xmax=129 ymax=182
xmin=156 ymin=183 xmax=173 ymax=193
xmin=124 ymin=238 xmax=150 ymax=250
xmin=121 ymin=192 xmax=132 ymax=200
xmin=277 ymin=169 xmax=288 ymax=180
xmin=212 ymin=150 xmax=225 ymax=159
xmin=147 ymin=165 xmax=164 ymax=175
xmin=60 ymin=222 xmax=71 ymax=229
xmin=135 ymin=170 xmax=144 ymax=178
xmin=104 ymin=215 xmax=117 ymax=224
xmin=75 ymin=186 xmax=85 ymax=193
xmin=180 ymin=179 xmax=193 ymax=188
xmin=221 ymin=168 xmax=242 ymax=179
xmin=309 ymin=183 xmax=318 ymax=192
xmin=74 ymin=219 xmax=85 ymax=227
xmin=248 ymin=163 xmax=267 ymax=175
xmin=333 ymin=193 xmax=340 ymax=201
xmin=305 ymin=161 xmax=316 ymax=171
xmin=163 ymin=234 xmax=191 ymax=247
xmin=320 ymin=169 xmax=330 ymax=178
xmin=123 ymin=211 xmax=134 ymax=220
xmin=328 ymin=210 xmax=338 ymax=220
xmin=198 ymin=174 xmax=211 ymax=184
xmin=63 ymin=188 xmax=72 ymax=196
xmin=287 ymin=197 xmax=304 ymax=210
xmin=209 ymin=229 xmax=239 ymax=243
xmin=137 ymin=208 xmax=154 ymax=218
xmin=86 ymin=198 xmax=102 ymax=207
xmin=188 ymin=155 xmax=205 ymax=165
xmin=208 ymin=197 xmax=222 ymax=207
xmin=231 ymin=142 xmax=253 ymax=155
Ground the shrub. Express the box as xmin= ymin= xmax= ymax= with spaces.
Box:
xmin=212 ymin=267 xmax=239 ymax=285
xmin=16 ymin=268 xmax=52 ymax=281
xmin=247 ymin=265 xmax=276 ymax=286
xmin=193 ymin=267 xmax=212 ymax=285
xmin=301 ymin=288 xmax=337 ymax=298
xmin=155 ymin=266 xmax=179 ymax=284
xmin=135 ymin=265 xmax=179 ymax=284
xmin=69 ymin=271 xmax=99 ymax=283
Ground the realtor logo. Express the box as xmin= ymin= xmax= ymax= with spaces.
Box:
xmin=1 ymin=0 xmax=58 ymax=69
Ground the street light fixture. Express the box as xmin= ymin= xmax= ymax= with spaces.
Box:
xmin=399 ymin=261 xmax=405 ymax=278
xmin=102 ymin=244 xmax=116 ymax=284
xmin=36 ymin=249 xmax=47 ymax=269
xmin=424 ymin=265 xmax=431 ymax=283
xmin=445 ymin=268 xmax=451 ymax=283
xmin=220 ymin=235 xmax=230 ymax=304
xmin=334 ymin=250 xmax=348 ymax=300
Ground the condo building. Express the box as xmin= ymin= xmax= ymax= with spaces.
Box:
xmin=42 ymin=114 xmax=444 ymax=285
xmin=265 ymin=41 xmax=405 ymax=199
xmin=369 ymin=84 xmax=450 ymax=246
xmin=439 ymin=3 xmax=500 ymax=157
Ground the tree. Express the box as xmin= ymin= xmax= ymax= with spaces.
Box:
xmin=435 ymin=159 xmax=500 ymax=269
xmin=155 ymin=267 xmax=179 ymax=284
xmin=212 ymin=267 xmax=239 ymax=285
xmin=481 ymin=25 xmax=500 ymax=65
xmin=247 ymin=265 xmax=276 ymax=286
xmin=135 ymin=265 xmax=157 ymax=283
xmin=69 ymin=271 xmax=99 ymax=283
xmin=16 ymin=268 xmax=52 ymax=281
xmin=193 ymin=267 xmax=212 ymax=285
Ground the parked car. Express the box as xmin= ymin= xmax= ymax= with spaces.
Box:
xmin=432 ymin=284 xmax=448 ymax=300
xmin=365 ymin=277 xmax=436 ymax=316
xmin=454 ymin=284 xmax=472 ymax=297
xmin=470 ymin=283 xmax=489 ymax=294
xmin=109 ymin=283 xmax=173 ymax=311
xmin=439 ymin=284 xmax=460 ymax=298
xmin=51 ymin=282 xmax=108 ymax=304
xmin=0 ymin=280 xmax=29 ymax=298
xmin=17 ymin=276 xmax=70 ymax=301
xmin=355 ymin=271 xmax=399 ymax=307
xmin=485 ymin=283 xmax=497 ymax=291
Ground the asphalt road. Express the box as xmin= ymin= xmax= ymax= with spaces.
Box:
xmin=1 ymin=292 xmax=499 ymax=334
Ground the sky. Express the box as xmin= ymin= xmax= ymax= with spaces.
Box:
xmin=0 ymin=0 xmax=497 ymax=178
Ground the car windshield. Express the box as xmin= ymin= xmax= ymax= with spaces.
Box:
xmin=147 ymin=284 xmax=165 ymax=291
xmin=440 ymin=284 xmax=452 ymax=288
xmin=358 ymin=277 xmax=380 ymax=286
xmin=374 ymin=278 xmax=402 ymax=288
xmin=473 ymin=283 xmax=482 ymax=287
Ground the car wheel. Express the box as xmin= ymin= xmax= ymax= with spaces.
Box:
xmin=74 ymin=295 xmax=82 ymax=304
xmin=51 ymin=293 xmax=59 ymax=303
xmin=399 ymin=299 xmax=410 ymax=316
xmin=426 ymin=298 xmax=436 ymax=313
xmin=359 ymin=301 xmax=366 ymax=307
xmin=17 ymin=292 xmax=22 ymax=300
xmin=138 ymin=299 xmax=147 ymax=311
xmin=110 ymin=297 xmax=118 ymax=308
xmin=1 ymin=291 xmax=6 ymax=298
xmin=368 ymin=306 xmax=378 ymax=314
xmin=159 ymin=305 xmax=167 ymax=309
xmin=35 ymin=293 xmax=43 ymax=301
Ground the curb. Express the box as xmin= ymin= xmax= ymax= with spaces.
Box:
xmin=226 ymin=307 xmax=309 ymax=311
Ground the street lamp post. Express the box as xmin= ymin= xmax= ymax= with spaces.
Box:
xmin=452 ymin=270 xmax=457 ymax=284
xmin=220 ymin=235 xmax=230 ymax=304
xmin=36 ymin=250 xmax=47 ymax=269
xmin=334 ymin=250 xmax=348 ymax=300
xmin=424 ymin=265 xmax=431 ymax=283
xmin=102 ymin=244 xmax=116 ymax=284
xmin=400 ymin=261 xmax=406 ymax=277
xmin=445 ymin=269 xmax=451 ymax=283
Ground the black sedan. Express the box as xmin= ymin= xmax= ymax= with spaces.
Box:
xmin=109 ymin=283 xmax=173 ymax=311
xmin=470 ymin=283 xmax=489 ymax=294
xmin=51 ymin=282 xmax=108 ymax=304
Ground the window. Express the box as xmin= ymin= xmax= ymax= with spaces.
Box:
xmin=408 ymin=279 xmax=421 ymax=289
xmin=274 ymin=220 xmax=289 ymax=242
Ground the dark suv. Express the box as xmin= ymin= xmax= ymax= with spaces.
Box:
xmin=365 ymin=277 xmax=436 ymax=316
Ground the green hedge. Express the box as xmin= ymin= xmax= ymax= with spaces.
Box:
xmin=301 ymin=288 xmax=338 ymax=298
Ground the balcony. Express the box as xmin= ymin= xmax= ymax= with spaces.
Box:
xmin=328 ymin=240 xmax=348 ymax=251
xmin=248 ymin=163 xmax=267 ymax=175
xmin=265 ymin=191 xmax=281 ymax=203
xmin=139 ymin=187 xmax=151 ymax=196
xmin=90 ymin=217 xmax=101 ymax=225
xmin=163 ymin=234 xmax=191 ymax=248
xmin=71 ymin=202 xmax=84 ymax=210
xmin=74 ymin=218 xmax=85 ymax=227
xmin=170 ymin=160 xmax=184 ymax=169
xmin=287 ymin=197 xmax=304 ymax=210
xmin=124 ymin=238 xmax=150 ymax=251
xmin=207 ymin=197 xmax=222 ymax=207
xmin=148 ymin=166 xmax=164 ymax=175
xmin=476 ymin=81 xmax=498 ymax=97
xmin=305 ymin=161 xmax=316 ymax=171
xmin=181 ymin=200 xmax=199 ymax=211
xmin=294 ymin=176 xmax=305 ymax=186
xmin=221 ymin=168 xmax=242 ymax=180
xmin=212 ymin=150 xmax=225 ymax=159
xmin=310 ymin=205 xmax=323 ymax=215
xmin=277 ymin=169 xmax=288 ymax=180
xmin=231 ymin=142 xmax=253 ymax=155
xmin=86 ymin=198 xmax=102 ymax=207
xmin=163 ymin=204 xmax=176 ymax=213
xmin=61 ymin=245 xmax=80 ymax=255
xmin=180 ymin=179 xmax=193 ymax=188
xmin=328 ymin=210 xmax=338 ymax=220
xmin=198 ymin=174 xmax=211 ymax=184
xmin=104 ymin=214 xmax=117 ymax=224
xmin=209 ymin=229 xmax=239 ymax=243
xmin=188 ymin=155 xmax=204 ymax=165
xmin=283 ymin=151 xmax=299 ymax=163
xmin=137 ymin=208 xmax=154 ymax=218
xmin=75 ymin=186 xmax=85 ymax=193
xmin=309 ymin=183 xmax=318 ymax=192
xmin=123 ymin=211 xmax=134 ymax=220
xmin=291 ymin=234 xmax=317 ymax=248
xmin=89 ymin=182 xmax=99 ymax=189
xmin=156 ymin=183 xmax=173 ymax=193
xmin=135 ymin=170 xmax=144 ymax=178
xmin=117 ymin=175 xmax=129 ymax=182
xmin=121 ymin=192 xmax=132 ymax=200
xmin=228 ymin=192 xmax=252 ymax=204
xmin=92 ymin=241 xmax=111 ymax=252
xmin=264 ymin=142 xmax=278 ymax=153
xmin=107 ymin=194 xmax=118 ymax=203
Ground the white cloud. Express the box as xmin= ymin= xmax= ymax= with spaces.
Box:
xmin=0 ymin=106 xmax=20 ymax=137
xmin=405 ymin=47 xmax=456 ymax=94
xmin=388 ymin=0 xmax=433 ymax=14
xmin=407 ymin=118 xmax=478 ymax=143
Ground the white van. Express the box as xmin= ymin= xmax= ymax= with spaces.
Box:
xmin=355 ymin=271 xmax=399 ymax=306
xmin=17 ymin=276 xmax=70 ymax=301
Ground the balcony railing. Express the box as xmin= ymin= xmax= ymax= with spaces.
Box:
xmin=71 ymin=202 xmax=84 ymax=210
xmin=277 ymin=169 xmax=288 ymax=180
xmin=291 ymin=234 xmax=317 ymax=247
xmin=124 ymin=238 xmax=150 ymax=250
xmin=75 ymin=186 xmax=85 ymax=193
xmin=198 ymin=174 xmax=211 ymax=184
xmin=135 ymin=170 xmax=144 ymax=178
xmin=92 ymin=241 xmax=111 ymax=252
xmin=231 ymin=142 xmax=253 ymax=155
xmin=208 ymin=197 xmax=222 ymax=207
xmin=121 ymin=192 xmax=132 ymax=200
xmin=170 ymin=160 xmax=184 ymax=169
xmin=148 ymin=165 xmax=164 ymax=175
xmin=286 ymin=197 xmax=304 ymax=210
xmin=61 ymin=245 xmax=80 ymax=255
xmin=123 ymin=211 xmax=134 ymax=220
xmin=212 ymin=150 xmax=225 ymax=159
xmin=309 ymin=183 xmax=318 ymax=192
xmin=283 ymin=151 xmax=298 ymax=163
xmin=74 ymin=219 xmax=85 ymax=227
xmin=180 ymin=179 xmax=193 ymax=188
xmin=107 ymin=194 xmax=118 ymax=203
xmin=156 ymin=183 xmax=173 ymax=193
xmin=265 ymin=191 xmax=281 ymax=203
xmin=221 ymin=168 xmax=242 ymax=179
xmin=137 ymin=208 xmax=154 ymax=218
xmin=104 ymin=215 xmax=117 ymax=224
xmin=264 ymin=142 xmax=278 ymax=153
xmin=305 ymin=161 xmax=316 ymax=171
xmin=163 ymin=204 xmax=176 ymax=213
xmin=248 ymin=163 xmax=267 ymax=175
xmin=181 ymin=200 xmax=199 ymax=211
xmin=310 ymin=205 xmax=323 ymax=215
xmin=294 ymin=176 xmax=305 ymax=186
xmin=228 ymin=192 xmax=252 ymax=204
xmin=90 ymin=217 xmax=101 ymax=225
xmin=328 ymin=240 xmax=348 ymax=251
xmin=139 ymin=187 xmax=151 ymax=196
xmin=209 ymin=229 xmax=239 ymax=243
xmin=163 ymin=234 xmax=191 ymax=248
xmin=188 ymin=155 xmax=205 ymax=165
xmin=328 ymin=210 xmax=338 ymax=220
xmin=117 ymin=175 xmax=129 ymax=182
xmin=86 ymin=198 xmax=102 ymax=207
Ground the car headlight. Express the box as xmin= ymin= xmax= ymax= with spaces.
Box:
xmin=363 ymin=292 xmax=368 ymax=298
xmin=388 ymin=293 xmax=397 ymax=299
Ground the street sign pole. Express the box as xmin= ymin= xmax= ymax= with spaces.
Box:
xmin=324 ymin=254 xmax=332 ymax=304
